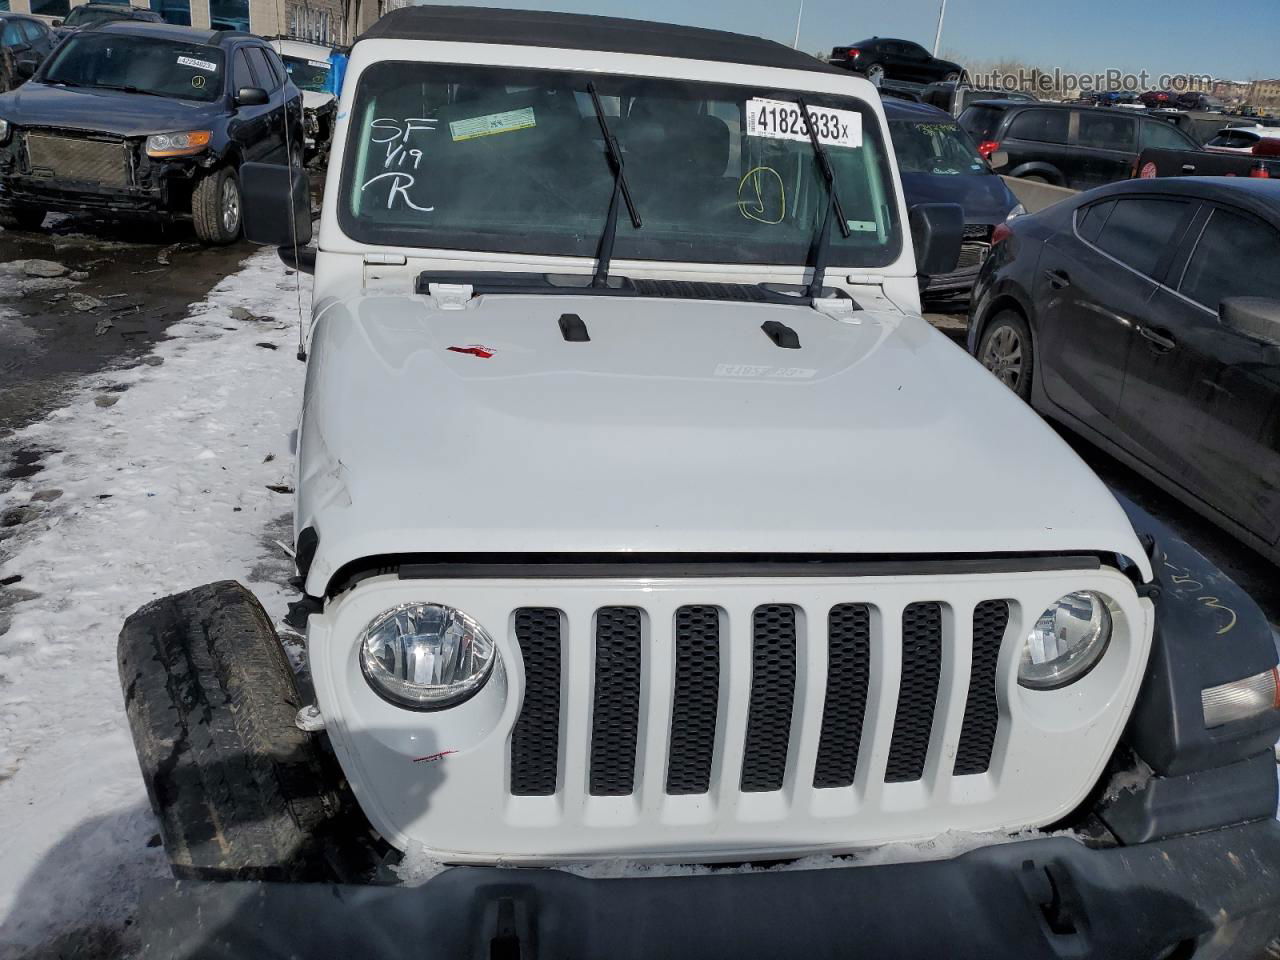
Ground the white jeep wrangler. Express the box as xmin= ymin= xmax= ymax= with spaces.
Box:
xmin=118 ymin=8 xmax=1280 ymax=958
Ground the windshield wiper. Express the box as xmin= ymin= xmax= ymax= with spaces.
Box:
xmin=586 ymin=81 xmax=641 ymax=289
xmin=92 ymin=83 xmax=166 ymax=98
xmin=796 ymin=96 xmax=852 ymax=302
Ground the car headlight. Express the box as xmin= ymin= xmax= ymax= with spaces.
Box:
xmin=359 ymin=603 xmax=496 ymax=710
xmin=1006 ymin=203 xmax=1027 ymax=221
xmin=145 ymin=130 xmax=212 ymax=158
xmin=0 ymin=118 xmax=9 ymax=144
xmin=1018 ymin=591 xmax=1112 ymax=689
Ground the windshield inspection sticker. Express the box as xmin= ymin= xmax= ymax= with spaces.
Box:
xmin=449 ymin=107 xmax=536 ymax=142
xmin=745 ymin=98 xmax=861 ymax=149
xmin=176 ymin=55 xmax=218 ymax=72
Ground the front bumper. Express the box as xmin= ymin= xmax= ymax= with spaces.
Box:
xmin=135 ymin=817 xmax=1280 ymax=959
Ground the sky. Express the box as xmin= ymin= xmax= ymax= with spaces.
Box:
xmin=430 ymin=0 xmax=1277 ymax=82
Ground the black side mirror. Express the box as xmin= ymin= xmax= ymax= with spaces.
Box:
xmin=1220 ymin=297 xmax=1280 ymax=346
xmin=908 ymin=202 xmax=965 ymax=277
xmin=51 ymin=18 xmax=62 ymax=27
xmin=236 ymin=86 xmax=269 ymax=107
xmin=240 ymin=160 xmax=312 ymax=248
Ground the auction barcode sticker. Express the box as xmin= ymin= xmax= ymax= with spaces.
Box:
xmin=745 ymin=98 xmax=861 ymax=149
xmin=176 ymin=56 xmax=218 ymax=71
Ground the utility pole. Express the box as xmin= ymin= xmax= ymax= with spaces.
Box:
xmin=932 ymin=0 xmax=947 ymax=56
xmin=792 ymin=0 xmax=804 ymax=49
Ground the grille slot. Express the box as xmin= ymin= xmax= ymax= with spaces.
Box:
xmin=666 ymin=605 xmax=720 ymax=795
xmin=954 ymin=600 xmax=1010 ymax=776
xmin=589 ymin=606 xmax=643 ymax=796
xmin=963 ymin=223 xmax=993 ymax=241
xmin=740 ymin=604 xmax=797 ymax=793
xmin=510 ymin=608 xmax=562 ymax=796
xmin=25 ymin=133 xmax=128 ymax=186
xmin=885 ymin=602 xmax=943 ymax=783
xmin=813 ymin=603 xmax=872 ymax=788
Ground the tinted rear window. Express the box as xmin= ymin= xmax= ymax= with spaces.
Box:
xmin=1077 ymin=112 xmax=1136 ymax=151
xmin=1093 ymin=197 xmax=1190 ymax=278
xmin=1006 ymin=109 xmax=1069 ymax=144
xmin=959 ymin=105 xmax=1003 ymax=142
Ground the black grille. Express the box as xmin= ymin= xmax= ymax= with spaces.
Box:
xmin=885 ymin=602 xmax=943 ymax=783
xmin=509 ymin=608 xmax=562 ymax=796
xmin=589 ymin=606 xmax=643 ymax=796
xmin=666 ymin=605 xmax=720 ymax=795
xmin=963 ymin=223 xmax=993 ymax=241
xmin=25 ymin=133 xmax=128 ymax=186
xmin=740 ymin=604 xmax=796 ymax=792
xmin=954 ymin=600 xmax=1009 ymax=776
xmin=813 ymin=604 xmax=871 ymax=789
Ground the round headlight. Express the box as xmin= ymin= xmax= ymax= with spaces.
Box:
xmin=359 ymin=603 xmax=496 ymax=710
xmin=1018 ymin=591 xmax=1112 ymax=690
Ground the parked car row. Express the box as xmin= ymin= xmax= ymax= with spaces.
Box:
xmin=0 ymin=21 xmax=304 ymax=242
xmin=970 ymin=175 xmax=1280 ymax=563
xmin=828 ymin=37 xmax=964 ymax=86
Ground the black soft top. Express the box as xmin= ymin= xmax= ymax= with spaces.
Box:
xmin=359 ymin=5 xmax=841 ymax=75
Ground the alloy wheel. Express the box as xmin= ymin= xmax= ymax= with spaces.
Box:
xmin=221 ymin=177 xmax=241 ymax=235
xmin=982 ymin=325 xmax=1023 ymax=390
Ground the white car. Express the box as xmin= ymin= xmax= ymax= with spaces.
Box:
xmin=269 ymin=37 xmax=338 ymax=155
xmin=1204 ymin=124 xmax=1280 ymax=154
xmin=119 ymin=7 xmax=1280 ymax=956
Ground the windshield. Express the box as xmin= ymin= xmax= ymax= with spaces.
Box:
xmin=282 ymin=54 xmax=330 ymax=93
xmin=340 ymin=62 xmax=901 ymax=268
xmin=40 ymin=33 xmax=224 ymax=102
xmin=889 ymin=118 xmax=988 ymax=175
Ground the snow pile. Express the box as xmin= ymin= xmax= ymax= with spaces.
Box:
xmin=0 ymin=248 xmax=306 ymax=954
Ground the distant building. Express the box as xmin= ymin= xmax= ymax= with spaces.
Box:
xmin=1249 ymin=79 xmax=1280 ymax=107
xmin=1 ymin=0 xmax=380 ymax=44
xmin=1210 ymin=79 xmax=1251 ymax=104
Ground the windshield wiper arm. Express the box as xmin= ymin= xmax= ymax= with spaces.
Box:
xmin=586 ymin=81 xmax=641 ymax=289
xmin=796 ymin=97 xmax=852 ymax=301
xmin=93 ymin=83 xmax=166 ymax=98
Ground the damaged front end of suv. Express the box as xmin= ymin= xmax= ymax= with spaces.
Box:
xmin=115 ymin=7 xmax=1280 ymax=959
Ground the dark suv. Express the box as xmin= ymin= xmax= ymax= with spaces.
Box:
xmin=0 ymin=21 xmax=302 ymax=243
xmin=828 ymin=37 xmax=963 ymax=87
xmin=959 ymin=100 xmax=1201 ymax=189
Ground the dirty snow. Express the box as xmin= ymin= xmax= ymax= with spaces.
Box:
xmin=0 ymin=248 xmax=307 ymax=955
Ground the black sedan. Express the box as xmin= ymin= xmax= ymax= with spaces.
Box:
xmin=828 ymin=37 xmax=963 ymax=87
xmin=0 ymin=21 xmax=302 ymax=243
xmin=968 ymin=177 xmax=1280 ymax=563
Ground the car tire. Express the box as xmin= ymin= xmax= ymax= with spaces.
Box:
xmin=978 ymin=310 xmax=1034 ymax=400
xmin=117 ymin=580 xmax=363 ymax=881
xmin=192 ymin=166 xmax=242 ymax=245
xmin=864 ymin=63 xmax=885 ymax=85
xmin=0 ymin=203 xmax=45 ymax=231
xmin=1018 ymin=174 xmax=1050 ymax=184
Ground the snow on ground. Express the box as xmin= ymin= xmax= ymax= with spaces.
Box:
xmin=0 ymin=248 xmax=306 ymax=956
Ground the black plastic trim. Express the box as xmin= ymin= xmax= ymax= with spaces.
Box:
xmin=557 ymin=313 xmax=590 ymax=342
xmin=760 ymin=320 xmax=801 ymax=349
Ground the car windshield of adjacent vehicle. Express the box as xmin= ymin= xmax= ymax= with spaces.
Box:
xmin=889 ymin=118 xmax=988 ymax=175
xmin=281 ymin=54 xmax=329 ymax=93
xmin=61 ymin=6 xmax=132 ymax=27
xmin=39 ymin=33 xmax=225 ymax=103
xmin=341 ymin=62 xmax=902 ymax=267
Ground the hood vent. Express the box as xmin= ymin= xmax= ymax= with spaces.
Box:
xmin=761 ymin=320 xmax=801 ymax=350
xmin=558 ymin=313 xmax=590 ymax=342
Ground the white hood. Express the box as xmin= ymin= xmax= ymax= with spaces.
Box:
xmin=297 ymin=293 xmax=1149 ymax=593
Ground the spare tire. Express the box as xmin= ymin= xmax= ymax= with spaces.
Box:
xmin=118 ymin=580 xmax=367 ymax=881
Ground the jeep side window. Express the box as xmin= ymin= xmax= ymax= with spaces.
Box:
xmin=1092 ymin=197 xmax=1191 ymax=279
xmin=1179 ymin=208 xmax=1280 ymax=309
xmin=1006 ymin=109 xmax=1068 ymax=144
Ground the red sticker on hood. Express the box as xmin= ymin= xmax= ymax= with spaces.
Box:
xmin=447 ymin=345 xmax=495 ymax=359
